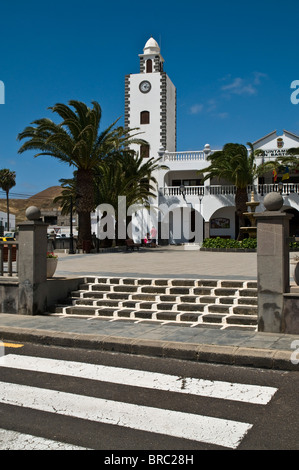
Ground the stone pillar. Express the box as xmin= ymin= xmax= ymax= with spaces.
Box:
xmin=204 ymin=221 xmax=210 ymax=239
xmin=254 ymin=193 xmax=293 ymax=332
xmin=18 ymin=206 xmax=48 ymax=315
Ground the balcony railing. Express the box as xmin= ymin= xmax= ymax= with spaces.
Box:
xmin=162 ymin=183 xmax=299 ymax=198
xmin=264 ymin=183 xmax=299 ymax=194
xmin=209 ymin=185 xmax=236 ymax=195
xmin=163 ymin=186 xmax=205 ymax=196
xmin=0 ymin=241 xmax=18 ymax=276
xmin=163 ymin=151 xmax=207 ymax=162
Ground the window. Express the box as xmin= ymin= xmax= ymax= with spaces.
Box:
xmin=140 ymin=144 xmax=150 ymax=158
xmin=44 ymin=216 xmax=58 ymax=225
xmin=183 ymin=179 xmax=201 ymax=186
xmin=146 ymin=59 xmax=152 ymax=73
xmin=172 ymin=179 xmax=201 ymax=186
xmin=140 ymin=111 xmax=150 ymax=125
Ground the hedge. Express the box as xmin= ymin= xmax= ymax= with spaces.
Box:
xmin=201 ymin=237 xmax=257 ymax=250
xmin=201 ymin=237 xmax=299 ymax=251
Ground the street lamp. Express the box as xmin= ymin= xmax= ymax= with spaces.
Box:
xmin=198 ymin=191 xmax=204 ymax=215
xmin=69 ymin=196 xmax=75 ymax=254
xmin=278 ymin=181 xmax=283 ymax=194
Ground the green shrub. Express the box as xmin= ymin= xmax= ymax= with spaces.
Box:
xmin=202 ymin=237 xmax=257 ymax=250
xmin=240 ymin=238 xmax=257 ymax=250
xmin=201 ymin=237 xmax=299 ymax=251
xmin=290 ymin=241 xmax=299 ymax=250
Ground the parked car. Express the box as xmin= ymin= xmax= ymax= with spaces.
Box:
xmin=3 ymin=232 xmax=16 ymax=240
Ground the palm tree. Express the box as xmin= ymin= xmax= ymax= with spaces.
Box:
xmin=53 ymin=176 xmax=77 ymax=216
xmin=95 ymin=152 xmax=168 ymax=244
xmin=202 ymin=142 xmax=261 ymax=239
xmin=0 ymin=168 xmax=16 ymax=231
xmin=17 ymin=100 xmax=144 ymax=249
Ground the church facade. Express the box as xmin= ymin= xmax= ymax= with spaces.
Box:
xmin=92 ymin=38 xmax=299 ymax=244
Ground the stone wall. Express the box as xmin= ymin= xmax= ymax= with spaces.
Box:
xmin=0 ymin=279 xmax=18 ymax=313
xmin=283 ymin=294 xmax=299 ymax=334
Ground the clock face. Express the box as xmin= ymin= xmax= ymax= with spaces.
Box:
xmin=139 ymin=80 xmax=151 ymax=93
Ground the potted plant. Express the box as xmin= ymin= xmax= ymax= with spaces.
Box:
xmin=47 ymin=251 xmax=58 ymax=278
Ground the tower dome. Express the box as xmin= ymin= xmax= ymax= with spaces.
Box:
xmin=143 ymin=37 xmax=160 ymax=55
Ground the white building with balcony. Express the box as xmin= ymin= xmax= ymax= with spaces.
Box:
xmin=92 ymin=38 xmax=299 ymax=244
xmin=0 ymin=210 xmax=16 ymax=232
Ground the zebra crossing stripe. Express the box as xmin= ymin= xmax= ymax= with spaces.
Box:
xmin=0 ymin=428 xmax=88 ymax=450
xmin=0 ymin=381 xmax=252 ymax=449
xmin=0 ymin=354 xmax=277 ymax=404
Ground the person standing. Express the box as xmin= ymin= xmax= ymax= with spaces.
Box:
xmin=150 ymin=226 xmax=157 ymax=246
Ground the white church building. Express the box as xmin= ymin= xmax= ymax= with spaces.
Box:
xmin=92 ymin=37 xmax=299 ymax=244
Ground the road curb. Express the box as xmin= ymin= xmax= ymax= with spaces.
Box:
xmin=0 ymin=326 xmax=297 ymax=371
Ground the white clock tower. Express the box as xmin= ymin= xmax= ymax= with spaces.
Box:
xmin=125 ymin=37 xmax=177 ymax=159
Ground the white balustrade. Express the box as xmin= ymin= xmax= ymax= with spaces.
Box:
xmin=209 ymin=185 xmax=236 ymax=195
xmin=162 ymin=183 xmax=299 ymax=198
xmin=163 ymin=186 xmax=205 ymax=197
xmin=163 ymin=151 xmax=207 ymax=162
xmin=256 ymin=183 xmax=299 ymax=194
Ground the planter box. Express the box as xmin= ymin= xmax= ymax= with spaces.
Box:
xmin=47 ymin=258 xmax=58 ymax=278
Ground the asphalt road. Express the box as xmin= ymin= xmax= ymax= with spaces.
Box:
xmin=0 ymin=341 xmax=298 ymax=451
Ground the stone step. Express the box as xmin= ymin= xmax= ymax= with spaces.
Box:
xmin=239 ymin=289 xmax=258 ymax=297
xmin=79 ymin=277 xmax=257 ymax=288
xmin=68 ymin=294 xmax=258 ymax=311
xmin=68 ymin=292 xmax=258 ymax=308
xmin=50 ymin=276 xmax=258 ymax=330
xmin=238 ymin=297 xmax=257 ymax=305
xmin=78 ymin=281 xmax=257 ymax=294
xmin=53 ymin=302 xmax=258 ymax=318
xmin=226 ymin=314 xmax=258 ymax=326
xmin=51 ymin=304 xmax=258 ymax=329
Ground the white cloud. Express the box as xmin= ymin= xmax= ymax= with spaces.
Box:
xmin=216 ymin=112 xmax=229 ymax=119
xmin=253 ymin=72 xmax=267 ymax=85
xmin=189 ymin=103 xmax=204 ymax=114
xmin=221 ymin=77 xmax=256 ymax=95
xmin=221 ymin=73 xmax=267 ymax=97
xmin=188 ymin=100 xmax=229 ymax=120
xmin=187 ymin=72 xmax=267 ymax=122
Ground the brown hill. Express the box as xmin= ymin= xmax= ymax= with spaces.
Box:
xmin=0 ymin=186 xmax=63 ymax=224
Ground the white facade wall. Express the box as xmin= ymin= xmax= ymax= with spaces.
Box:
xmin=254 ymin=130 xmax=299 ymax=154
xmin=0 ymin=210 xmax=16 ymax=231
xmin=165 ymin=75 xmax=176 ymax=153
xmin=128 ymin=72 xmax=162 ymax=159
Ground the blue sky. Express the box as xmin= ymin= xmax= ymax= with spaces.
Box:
xmin=0 ymin=0 xmax=299 ymax=196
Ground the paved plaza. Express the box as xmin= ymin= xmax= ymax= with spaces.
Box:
xmin=54 ymin=246 xmax=259 ymax=280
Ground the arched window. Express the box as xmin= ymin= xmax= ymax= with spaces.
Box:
xmin=140 ymin=144 xmax=150 ymax=158
xmin=146 ymin=59 xmax=152 ymax=73
xmin=140 ymin=111 xmax=150 ymax=125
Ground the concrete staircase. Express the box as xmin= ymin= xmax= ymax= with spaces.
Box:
xmin=50 ymin=277 xmax=258 ymax=330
